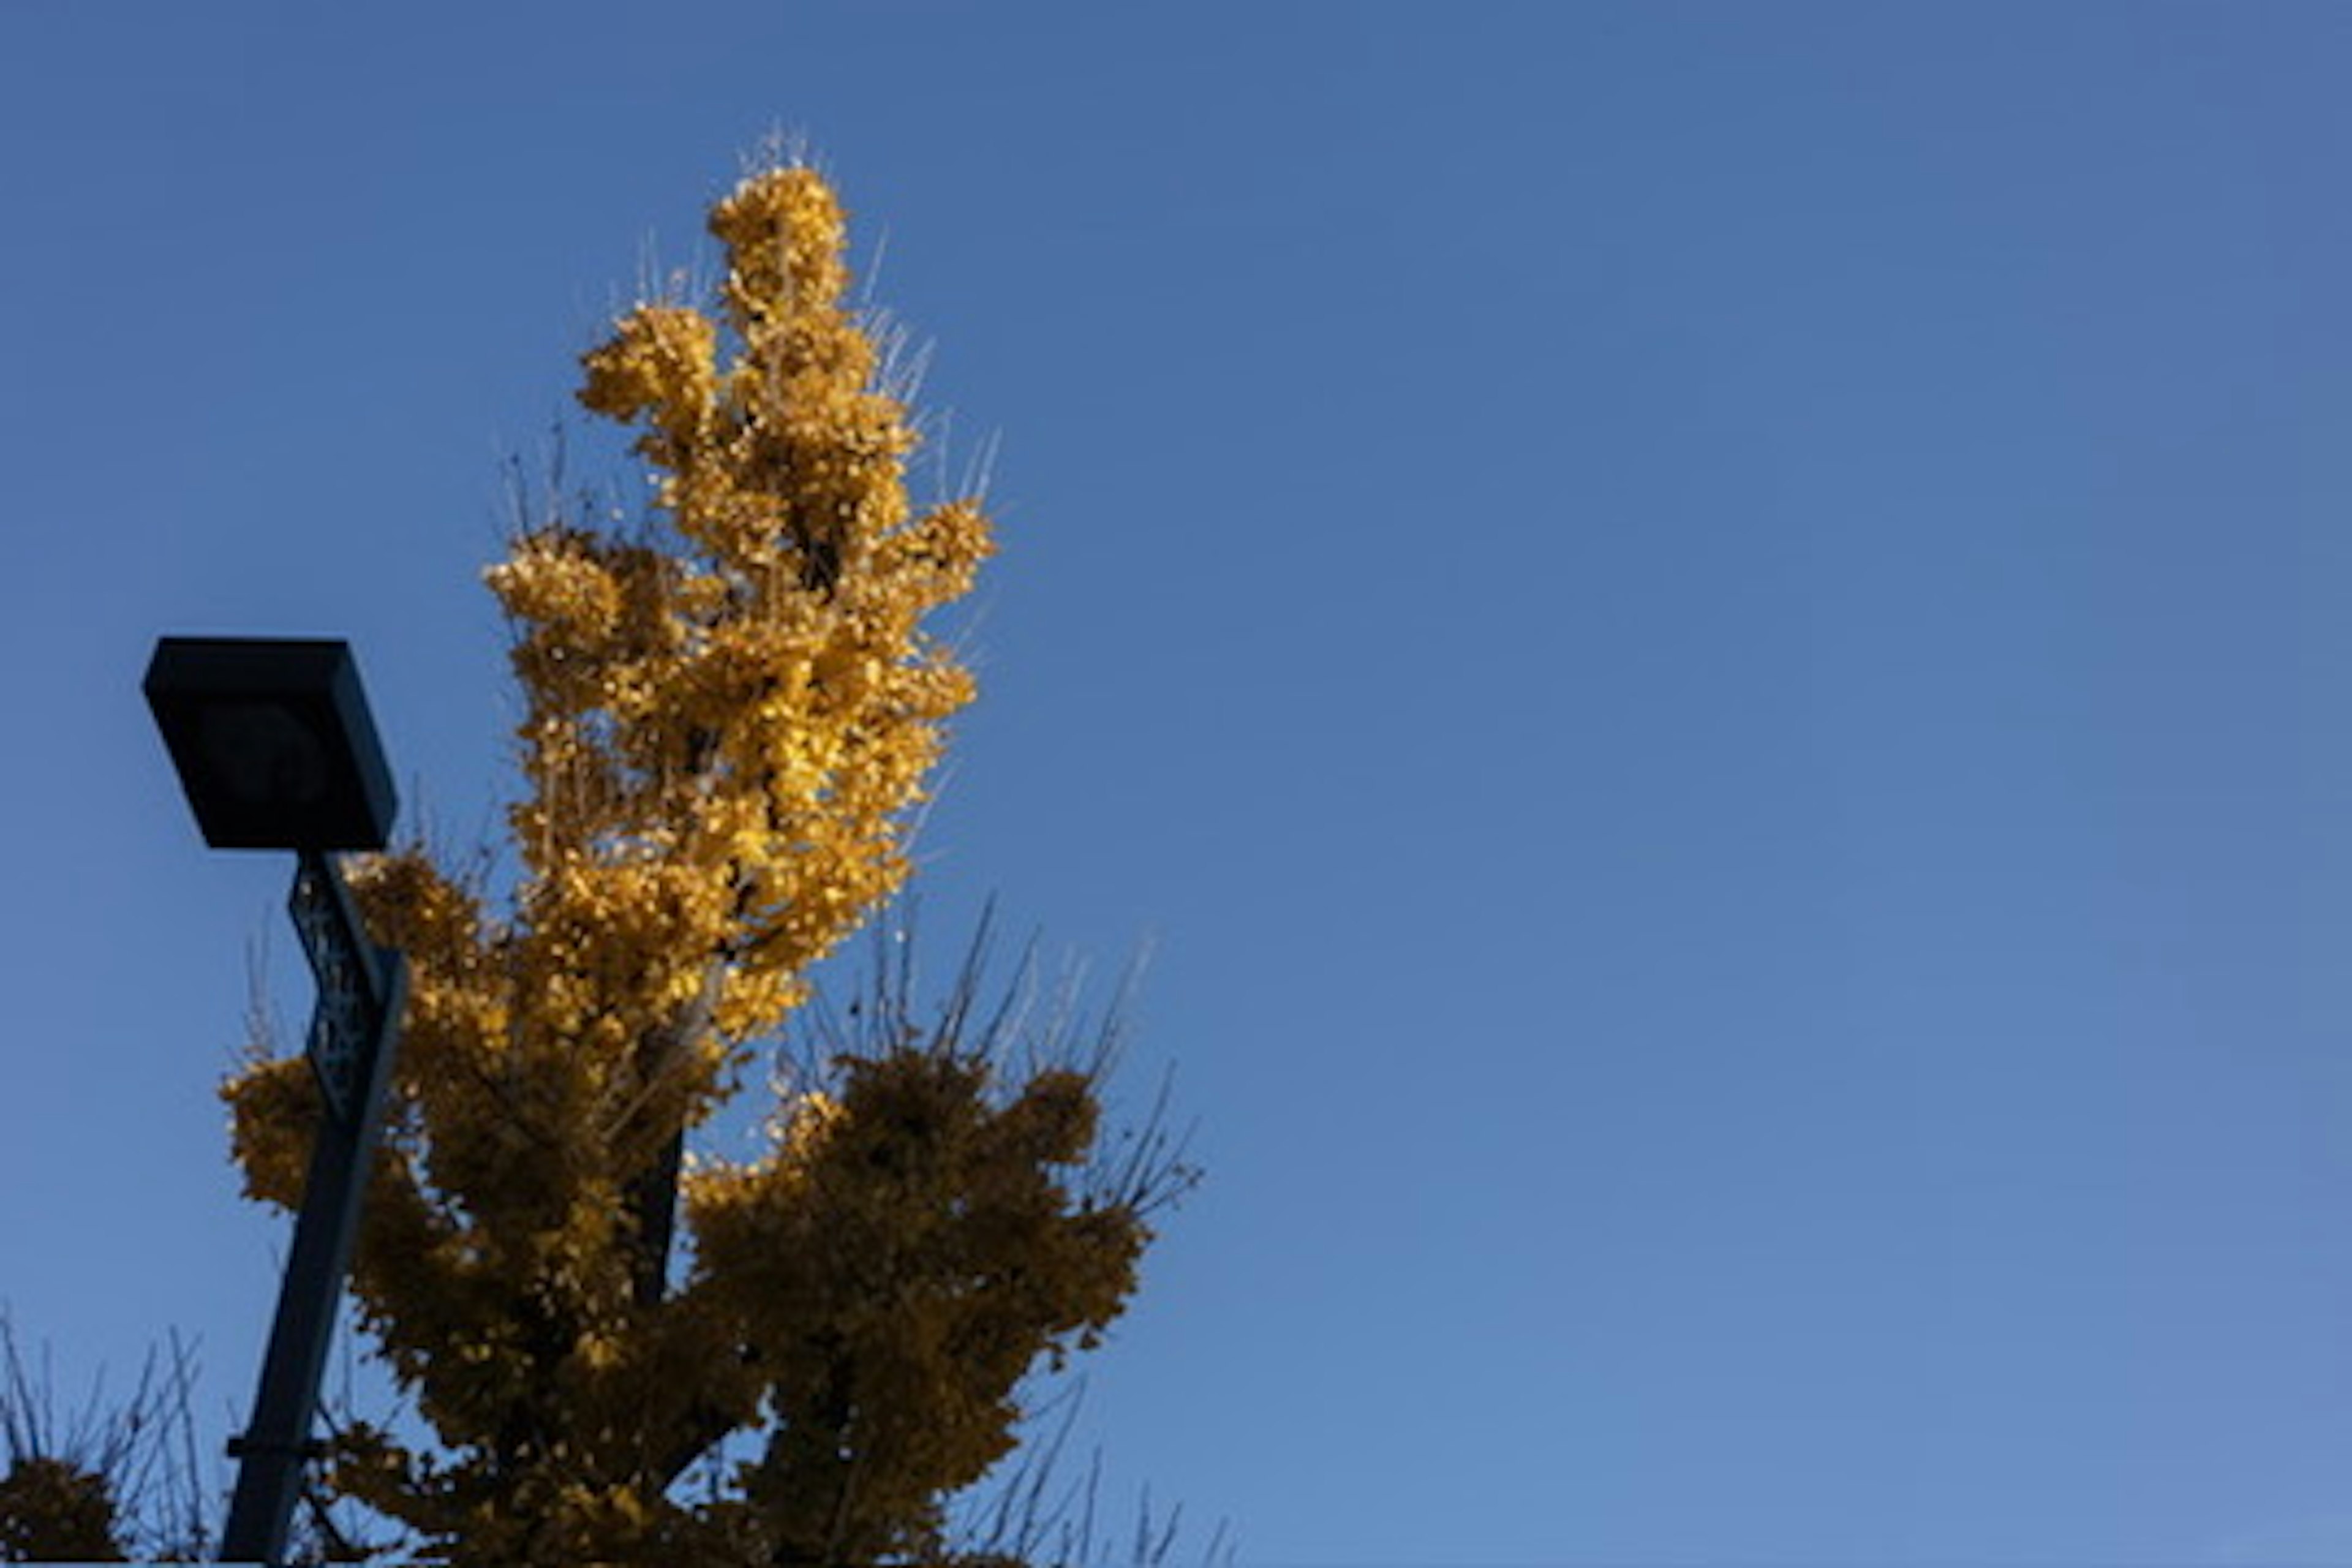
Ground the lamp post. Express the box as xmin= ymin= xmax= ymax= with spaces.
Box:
xmin=143 ymin=636 xmax=406 ymax=1567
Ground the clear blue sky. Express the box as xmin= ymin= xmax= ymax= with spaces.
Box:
xmin=5 ymin=4 xmax=2352 ymax=1563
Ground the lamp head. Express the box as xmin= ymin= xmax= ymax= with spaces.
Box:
xmin=143 ymin=637 xmax=398 ymax=851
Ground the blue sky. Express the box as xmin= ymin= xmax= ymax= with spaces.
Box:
xmin=5 ymin=4 xmax=2352 ymax=1563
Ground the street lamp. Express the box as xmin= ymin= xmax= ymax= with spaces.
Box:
xmin=143 ymin=636 xmax=408 ymax=1567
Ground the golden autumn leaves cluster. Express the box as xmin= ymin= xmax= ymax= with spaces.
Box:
xmin=0 ymin=1457 xmax=121 ymax=1562
xmin=214 ymin=162 xmax=1164 ymax=1566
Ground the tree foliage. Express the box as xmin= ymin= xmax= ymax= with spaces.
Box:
xmin=216 ymin=157 xmax=1183 ymax=1566
xmin=0 ymin=1316 xmax=208 ymax=1562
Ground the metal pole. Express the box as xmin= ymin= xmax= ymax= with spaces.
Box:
xmin=219 ymin=851 xmax=407 ymax=1565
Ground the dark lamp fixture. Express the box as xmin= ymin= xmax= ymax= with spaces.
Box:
xmin=143 ymin=637 xmax=398 ymax=851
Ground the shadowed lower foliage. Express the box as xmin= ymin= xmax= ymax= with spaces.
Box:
xmin=0 ymin=1316 xmax=208 ymax=1562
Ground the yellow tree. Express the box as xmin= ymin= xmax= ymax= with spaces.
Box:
xmin=222 ymin=157 xmax=1179 ymax=1566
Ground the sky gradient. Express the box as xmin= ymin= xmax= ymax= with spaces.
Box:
xmin=6 ymin=5 xmax=2352 ymax=1563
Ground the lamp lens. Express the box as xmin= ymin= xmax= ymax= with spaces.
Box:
xmin=198 ymin=701 xmax=332 ymax=808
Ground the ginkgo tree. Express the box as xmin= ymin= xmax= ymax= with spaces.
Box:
xmin=214 ymin=155 xmax=1188 ymax=1567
